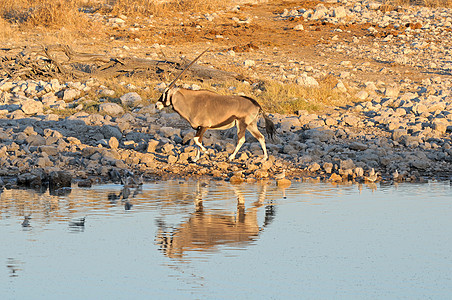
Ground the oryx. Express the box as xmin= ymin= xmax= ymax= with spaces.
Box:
xmin=155 ymin=49 xmax=275 ymax=162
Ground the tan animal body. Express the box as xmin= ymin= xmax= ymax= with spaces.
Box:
xmin=156 ymin=87 xmax=275 ymax=161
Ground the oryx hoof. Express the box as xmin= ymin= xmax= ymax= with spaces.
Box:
xmin=228 ymin=155 xmax=235 ymax=161
xmin=190 ymin=154 xmax=200 ymax=163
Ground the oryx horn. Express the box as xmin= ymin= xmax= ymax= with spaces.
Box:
xmin=166 ymin=47 xmax=210 ymax=89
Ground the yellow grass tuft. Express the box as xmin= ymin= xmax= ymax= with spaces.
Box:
xmin=0 ymin=15 xmax=14 ymax=39
xmin=1 ymin=0 xmax=82 ymax=27
xmin=108 ymin=0 xmax=231 ymax=17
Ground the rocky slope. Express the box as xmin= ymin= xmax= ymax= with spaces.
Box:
xmin=0 ymin=0 xmax=451 ymax=189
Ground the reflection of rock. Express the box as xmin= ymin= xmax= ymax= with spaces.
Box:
xmin=6 ymin=258 xmax=22 ymax=278
xmin=69 ymin=217 xmax=86 ymax=233
xmin=21 ymin=215 xmax=31 ymax=227
xmin=49 ymin=171 xmax=72 ymax=195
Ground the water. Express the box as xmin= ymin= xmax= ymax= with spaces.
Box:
xmin=1 ymin=180 xmax=452 ymax=299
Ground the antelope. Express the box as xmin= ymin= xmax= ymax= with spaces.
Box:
xmin=155 ymin=48 xmax=275 ymax=162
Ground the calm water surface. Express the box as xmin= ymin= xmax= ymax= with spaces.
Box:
xmin=1 ymin=180 xmax=452 ymax=299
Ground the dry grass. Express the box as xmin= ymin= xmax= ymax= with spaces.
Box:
xmin=49 ymin=75 xmax=352 ymax=116
xmin=165 ymin=76 xmax=354 ymax=114
xmin=257 ymin=79 xmax=353 ymax=114
xmin=0 ymin=16 xmax=15 ymax=39
xmin=0 ymin=0 xmax=448 ymax=33
xmin=109 ymin=0 xmax=231 ymax=17
xmin=1 ymin=0 xmax=84 ymax=27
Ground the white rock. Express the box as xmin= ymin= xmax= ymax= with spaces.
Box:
xmin=367 ymin=2 xmax=381 ymax=10
xmin=21 ymin=99 xmax=43 ymax=115
xmin=100 ymin=89 xmax=115 ymax=96
xmin=120 ymin=92 xmax=142 ymax=106
xmin=109 ymin=17 xmax=125 ymax=24
xmin=294 ymin=24 xmax=304 ymax=31
xmin=296 ymin=75 xmax=319 ymax=87
xmin=0 ymin=81 xmax=14 ymax=91
xmin=99 ymin=103 xmax=124 ymax=116
xmin=311 ymin=5 xmax=328 ymax=20
xmin=244 ymin=60 xmax=255 ymax=67
xmin=332 ymin=6 xmax=347 ymax=18
xmin=63 ymin=88 xmax=81 ymax=101
xmin=356 ymin=90 xmax=369 ymax=100
xmin=334 ymin=80 xmax=347 ymax=93
xmin=385 ymin=85 xmax=400 ymax=98
xmin=191 ymin=84 xmax=201 ymax=91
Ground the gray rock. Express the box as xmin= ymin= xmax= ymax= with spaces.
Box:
xmin=280 ymin=117 xmax=301 ymax=132
xmin=340 ymin=159 xmax=355 ymax=170
xmin=99 ymin=103 xmax=124 ymax=116
xmin=49 ymin=171 xmax=72 ymax=191
xmin=26 ymin=135 xmax=46 ymax=147
xmin=101 ymin=125 xmax=122 ymax=140
xmin=392 ymin=128 xmax=407 ymax=141
xmin=159 ymin=126 xmax=181 ymax=138
xmin=138 ymin=104 xmax=156 ymax=115
xmin=120 ymin=92 xmax=142 ymax=106
xmin=349 ymin=141 xmax=368 ymax=151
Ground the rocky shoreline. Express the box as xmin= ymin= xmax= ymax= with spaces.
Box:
xmin=0 ymin=74 xmax=451 ymax=190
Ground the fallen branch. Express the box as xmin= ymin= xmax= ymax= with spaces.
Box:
xmin=0 ymin=44 xmax=242 ymax=82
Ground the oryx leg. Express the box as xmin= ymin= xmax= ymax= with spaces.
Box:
xmin=193 ymin=127 xmax=207 ymax=162
xmin=247 ymin=121 xmax=268 ymax=161
xmin=229 ymin=121 xmax=247 ymax=161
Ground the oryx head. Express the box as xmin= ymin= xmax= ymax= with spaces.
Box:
xmin=155 ymin=47 xmax=209 ymax=111
xmin=156 ymin=87 xmax=170 ymax=110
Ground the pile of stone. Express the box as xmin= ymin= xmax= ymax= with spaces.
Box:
xmin=0 ymin=74 xmax=451 ymax=190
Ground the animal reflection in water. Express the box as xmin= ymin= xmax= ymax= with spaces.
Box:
xmin=156 ymin=182 xmax=276 ymax=259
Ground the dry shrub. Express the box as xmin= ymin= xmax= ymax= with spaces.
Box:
xmin=170 ymin=0 xmax=230 ymax=12
xmin=108 ymin=0 xmax=162 ymax=16
xmin=255 ymin=77 xmax=355 ymax=114
xmin=181 ymin=77 xmax=353 ymax=114
xmin=0 ymin=17 xmax=15 ymax=39
xmin=0 ymin=0 xmax=91 ymax=28
xmin=109 ymin=0 xmax=231 ymax=17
